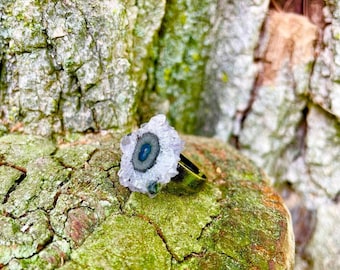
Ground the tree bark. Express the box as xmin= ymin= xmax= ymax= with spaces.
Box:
xmin=0 ymin=0 xmax=166 ymax=135
xmin=2 ymin=0 xmax=339 ymax=269
xmin=0 ymin=133 xmax=294 ymax=269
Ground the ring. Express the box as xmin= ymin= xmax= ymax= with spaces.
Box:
xmin=166 ymin=154 xmax=206 ymax=195
xmin=118 ymin=114 xmax=206 ymax=197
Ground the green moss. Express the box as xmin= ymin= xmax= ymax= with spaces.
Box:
xmin=60 ymin=133 xmax=84 ymax=143
xmin=10 ymin=219 xmax=21 ymax=234
xmin=334 ymin=32 xmax=340 ymax=40
xmin=163 ymin=68 xmax=172 ymax=82
xmin=7 ymin=107 xmax=20 ymax=123
xmin=9 ymin=0 xmax=47 ymax=52
xmin=200 ymin=180 xmax=288 ymax=269
xmin=151 ymin=0 xmax=216 ymax=134
xmin=0 ymin=134 xmax=293 ymax=269
xmin=61 ymin=215 xmax=172 ymax=270
xmin=8 ymin=237 xmax=70 ymax=270
xmin=129 ymin=1 xmax=167 ymax=126
xmin=3 ymin=157 xmax=70 ymax=217
xmin=89 ymin=148 xmax=120 ymax=170
xmin=183 ymin=137 xmax=266 ymax=185
xmin=0 ymin=134 xmax=56 ymax=167
xmin=64 ymin=58 xmax=77 ymax=70
xmin=221 ymin=72 xmax=229 ymax=83
xmin=0 ymin=210 xmax=53 ymax=265
xmin=172 ymin=252 xmax=245 ymax=270
xmin=0 ymin=166 xmax=23 ymax=203
xmin=125 ymin=184 xmax=221 ymax=260
xmin=55 ymin=145 xmax=97 ymax=169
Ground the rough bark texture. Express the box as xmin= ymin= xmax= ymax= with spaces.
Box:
xmin=210 ymin=3 xmax=339 ymax=269
xmin=1 ymin=0 xmax=339 ymax=269
xmin=0 ymin=133 xmax=294 ymax=269
xmin=200 ymin=0 xmax=269 ymax=138
xmin=0 ymin=0 xmax=166 ymax=135
xmin=151 ymin=0 xmax=215 ymax=133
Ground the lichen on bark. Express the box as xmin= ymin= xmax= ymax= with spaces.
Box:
xmin=0 ymin=0 xmax=166 ymax=135
xmin=0 ymin=133 xmax=294 ymax=269
xmin=141 ymin=0 xmax=216 ymax=134
xmin=0 ymin=0 xmax=306 ymax=268
xmin=199 ymin=0 xmax=270 ymax=138
xmin=0 ymin=133 xmax=123 ymax=269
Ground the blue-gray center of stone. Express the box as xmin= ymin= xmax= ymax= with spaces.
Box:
xmin=138 ymin=143 xmax=152 ymax=161
xmin=132 ymin=132 xmax=160 ymax=172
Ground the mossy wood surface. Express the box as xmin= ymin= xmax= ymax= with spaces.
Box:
xmin=0 ymin=133 xmax=294 ymax=269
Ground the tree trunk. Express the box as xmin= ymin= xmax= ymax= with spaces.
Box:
xmin=0 ymin=0 xmax=166 ymax=135
xmin=0 ymin=133 xmax=294 ymax=269
xmin=1 ymin=0 xmax=339 ymax=269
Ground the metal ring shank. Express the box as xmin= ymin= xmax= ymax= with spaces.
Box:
xmin=168 ymin=154 xmax=206 ymax=194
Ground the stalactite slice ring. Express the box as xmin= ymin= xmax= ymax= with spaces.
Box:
xmin=118 ymin=114 xmax=206 ymax=197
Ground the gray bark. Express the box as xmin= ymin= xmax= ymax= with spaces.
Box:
xmin=1 ymin=0 xmax=340 ymax=269
xmin=0 ymin=134 xmax=294 ymax=269
xmin=0 ymin=0 xmax=165 ymax=135
xmin=198 ymin=2 xmax=340 ymax=269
